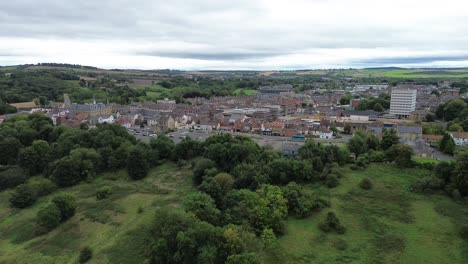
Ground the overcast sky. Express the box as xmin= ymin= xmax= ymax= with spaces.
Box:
xmin=1 ymin=0 xmax=468 ymax=70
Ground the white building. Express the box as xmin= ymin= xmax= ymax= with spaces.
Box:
xmin=450 ymin=132 xmax=468 ymax=146
xmin=390 ymin=87 xmax=417 ymax=117
xmin=98 ymin=115 xmax=115 ymax=124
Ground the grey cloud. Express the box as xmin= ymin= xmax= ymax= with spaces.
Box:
xmin=1 ymin=0 xmax=468 ymax=69
xmin=356 ymin=55 xmax=468 ymax=65
xmin=139 ymin=51 xmax=281 ymax=60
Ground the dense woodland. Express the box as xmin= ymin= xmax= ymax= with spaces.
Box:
xmin=0 ymin=112 xmax=466 ymax=263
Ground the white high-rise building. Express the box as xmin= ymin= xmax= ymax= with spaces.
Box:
xmin=390 ymin=87 xmax=417 ymax=117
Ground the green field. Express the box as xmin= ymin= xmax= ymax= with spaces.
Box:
xmin=233 ymin=88 xmax=259 ymax=96
xmin=0 ymin=163 xmax=194 ymax=264
xmin=344 ymin=69 xmax=468 ymax=79
xmin=140 ymin=85 xmax=174 ymax=100
xmin=261 ymin=164 xmax=468 ymax=264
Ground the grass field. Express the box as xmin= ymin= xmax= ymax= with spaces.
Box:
xmin=345 ymin=69 xmax=468 ymax=79
xmin=0 ymin=163 xmax=194 ymax=264
xmin=260 ymin=164 xmax=468 ymax=264
xmin=233 ymin=88 xmax=259 ymax=96
xmin=140 ymin=85 xmax=174 ymax=100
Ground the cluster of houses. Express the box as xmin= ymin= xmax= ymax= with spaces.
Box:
xmin=3 ymin=83 xmax=467 ymax=157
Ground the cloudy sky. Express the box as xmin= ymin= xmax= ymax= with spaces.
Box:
xmin=1 ymin=0 xmax=468 ymax=70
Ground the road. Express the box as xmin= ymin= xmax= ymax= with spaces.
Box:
xmin=130 ymin=127 xmax=351 ymax=151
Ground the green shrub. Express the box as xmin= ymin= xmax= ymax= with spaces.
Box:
xmin=411 ymin=177 xmax=444 ymax=194
xmin=36 ymin=203 xmax=61 ymax=234
xmin=52 ymin=193 xmax=77 ymax=222
xmin=28 ymin=177 xmax=57 ymax=197
xmin=319 ymin=212 xmax=346 ymax=234
xmin=9 ymin=184 xmax=37 ymax=208
xmin=79 ymin=246 xmax=93 ymax=263
xmin=0 ymin=167 xmax=27 ymax=191
xmin=355 ymin=156 xmax=369 ymax=168
xmin=359 ymin=178 xmax=373 ymax=190
xmin=96 ymin=186 xmax=112 ymax=200
xmin=137 ymin=206 xmax=144 ymax=214
xmin=325 ymin=175 xmax=339 ymax=188
xmin=369 ymin=151 xmax=385 ymax=163
xmin=459 ymin=225 xmax=468 ymax=240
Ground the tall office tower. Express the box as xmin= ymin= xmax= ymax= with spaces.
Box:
xmin=390 ymin=87 xmax=417 ymax=118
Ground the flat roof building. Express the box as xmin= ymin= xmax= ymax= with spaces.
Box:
xmin=390 ymin=87 xmax=417 ymax=118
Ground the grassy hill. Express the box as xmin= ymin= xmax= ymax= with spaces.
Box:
xmin=0 ymin=163 xmax=466 ymax=264
xmin=0 ymin=163 xmax=194 ymax=264
xmin=260 ymin=164 xmax=468 ymax=264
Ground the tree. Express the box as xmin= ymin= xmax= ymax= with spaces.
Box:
xmin=443 ymin=99 xmax=466 ymax=121
xmin=348 ymin=134 xmax=366 ymax=158
xmin=385 ymin=144 xmax=413 ymax=167
xmin=231 ymin=163 xmax=266 ymax=190
xmin=439 ymin=133 xmax=456 ymax=154
xmin=282 ymin=182 xmax=327 ymax=218
xmin=447 ymin=123 xmax=463 ymax=132
xmin=51 ymin=193 xmax=77 ymax=222
xmin=0 ymin=167 xmax=27 ymax=191
xmin=146 ymin=208 xmax=225 ymax=264
xmin=381 ymin=128 xmax=399 ymax=150
xmin=36 ymin=203 xmax=61 ymax=234
xmin=9 ymin=184 xmax=36 ymax=208
xmin=150 ymin=135 xmax=174 ymax=160
xmin=127 ymin=147 xmax=149 ymax=180
xmin=50 ymin=157 xmax=83 ymax=187
xmin=343 ymin=123 xmax=352 ymax=135
xmin=174 ymin=137 xmax=203 ymax=161
xmin=183 ymin=192 xmax=221 ymax=225
xmin=204 ymin=143 xmax=230 ymax=171
xmin=0 ymin=137 xmax=22 ymax=165
xmin=425 ymin=113 xmax=436 ymax=122
xmin=454 ymin=149 xmax=468 ymax=196
xmin=192 ymin=158 xmax=216 ymax=185
xmin=373 ymin=103 xmax=384 ymax=112
xmin=18 ymin=140 xmax=50 ymax=175
xmin=254 ymin=185 xmax=288 ymax=234
xmin=319 ymin=212 xmax=346 ymax=234
xmin=199 ymin=173 xmax=235 ymax=208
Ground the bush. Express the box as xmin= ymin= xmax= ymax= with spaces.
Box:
xmin=192 ymin=158 xmax=216 ymax=185
xmin=36 ymin=203 xmax=61 ymax=234
xmin=226 ymin=253 xmax=261 ymax=264
xmin=359 ymin=178 xmax=373 ymax=190
xmin=127 ymin=147 xmax=149 ymax=180
xmin=460 ymin=225 xmax=468 ymax=240
xmin=325 ymin=175 xmax=339 ymax=188
xmin=355 ymin=156 xmax=369 ymax=168
xmin=0 ymin=167 xmax=27 ymax=191
xmin=9 ymin=184 xmax=37 ymax=208
xmin=369 ymin=151 xmax=385 ymax=163
xmin=96 ymin=186 xmax=112 ymax=200
xmin=78 ymin=246 xmax=93 ymax=263
xmin=411 ymin=177 xmax=444 ymax=194
xmin=319 ymin=212 xmax=346 ymax=234
xmin=137 ymin=206 xmax=144 ymax=214
xmin=28 ymin=177 xmax=57 ymax=197
xmin=51 ymin=193 xmax=77 ymax=222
